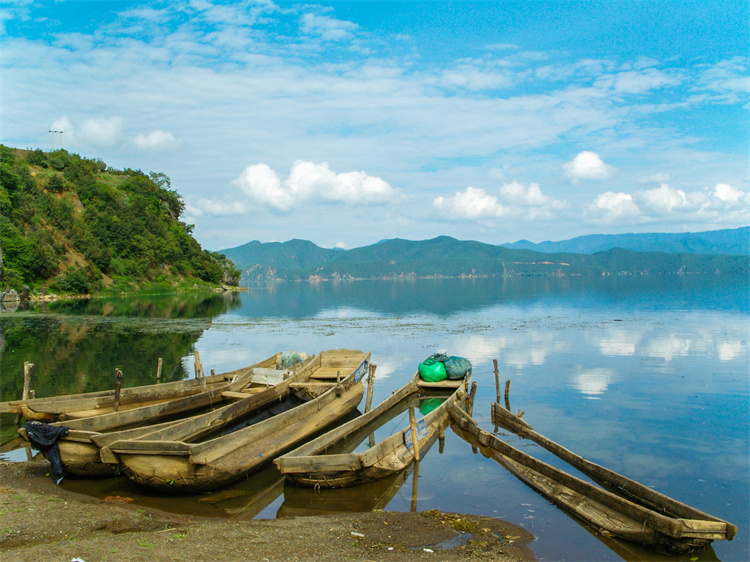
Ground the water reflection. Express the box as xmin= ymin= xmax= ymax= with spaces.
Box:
xmin=235 ymin=274 xmax=748 ymax=318
xmin=0 ymin=277 xmax=747 ymax=561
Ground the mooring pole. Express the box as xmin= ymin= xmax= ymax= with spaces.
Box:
xmin=364 ymin=363 xmax=377 ymax=413
xmin=409 ymin=406 xmax=420 ymax=463
xmin=156 ymin=358 xmax=163 ymax=384
xmin=493 ymin=359 xmax=500 ymax=403
xmin=14 ymin=362 xmax=34 ymax=424
xmin=113 ymin=369 xmax=123 ymax=412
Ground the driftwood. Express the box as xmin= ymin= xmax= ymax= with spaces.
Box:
xmin=275 ymin=372 xmax=470 ymax=488
xmin=448 ymin=401 xmax=736 ymax=554
xmin=107 ymin=349 xmax=371 ymax=493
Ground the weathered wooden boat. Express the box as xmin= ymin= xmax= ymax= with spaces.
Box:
xmin=2 ymin=353 xmax=304 ymax=422
xmin=106 ymin=349 xmax=371 ymax=493
xmin=17 ymin=353 xmax=311 ymax=476
xmin=274 ymin=371 xmax=471 ymax=488
xmin=449 ymin=401 xmax=737 ymax=554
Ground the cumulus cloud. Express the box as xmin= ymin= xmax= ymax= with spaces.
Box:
xmin=133 ymin=130 xmax=181 ymax=151
xmin=563 ymin=151 xmax=613 ymax=183
xmin=638 ymin=184 xmax=705 ymax=215
xmin=500 ymin=181 xmax=565 ymax=208
xmin=587 ymin=182 xmax=749 ymax=224
xmin=434 ymin=180 xmax=566 ymax=221
xmin=433 ymin=186 xmax=506 ymax=219
xmin=235 ymin=161 xmax=400 ymax=211
xmin=589 ymin=191 xmax=640 ymax=220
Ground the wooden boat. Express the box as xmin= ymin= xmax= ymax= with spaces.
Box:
xmin=448 ymin=400 xmax=737 ymax=554
xmin=2 ymin=354 xmax=304 ymax=422
xmin=106 ymin=349 xmax=370 ymax=493
xmin=17 ymin=353 xmax=311 ymax=476
xmin=274 ymin=371 xmax=471 ymax=488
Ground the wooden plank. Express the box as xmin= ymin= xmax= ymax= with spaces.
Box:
xmin=288 ymin=382 xmax=337 ymax=389
xmin=109 ymin=440 xmax=190 ymax=455
xmin=417 ymin=379 xmax=464 ymax=389
xmin=276 ymin=454 xmax=361 ymax=474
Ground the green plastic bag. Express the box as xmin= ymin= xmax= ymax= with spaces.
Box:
xmin=419 ymin=360 xmax=447 ymax=382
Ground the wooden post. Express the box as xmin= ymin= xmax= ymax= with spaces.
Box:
xmin=156 ymin=358 xmax=163 ymax=384
xmin=194 ymin=351 xmax=202 ymax=379
xmin=364 ymin=364 xmax=377 ymax=413
xmin=505 ymin=380 xmax=512 ymax=411
xmin=411 ymin=458 xmax=420 ymax=513
xmin=493 ymin=359 xmax=500 ymax=403
xmin=409 ymin=406 xmax=420 ymax=463
xmin=335 ymin=370 xmax=342 ymax=396
xmin=467 ymin=381 xmax=478 ymax=417
xmin=113 ymin=369 xmax=123 ymax=412
xmin=14 ymin=362 xmax=34 ymax=424
xmin=438 ymin=424 xmax=445 ymax=454
xmin=28 ymin=390 xmax=35 ymax=399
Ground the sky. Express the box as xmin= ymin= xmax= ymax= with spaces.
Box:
xmin=1 ymin=0 xmax=748 ymax=251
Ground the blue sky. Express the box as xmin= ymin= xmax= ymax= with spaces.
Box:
xmin=2 ymin=0 xmax=748 ymax=250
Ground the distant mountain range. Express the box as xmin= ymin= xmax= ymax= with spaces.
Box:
xmin=221 ymin=228 xmax=749 ymax=284
xmin=501 ymin=227 xmax=749 ymax=255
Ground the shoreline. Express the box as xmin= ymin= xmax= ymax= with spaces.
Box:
xmin=0 ymin=460 xmax=537 ymax=561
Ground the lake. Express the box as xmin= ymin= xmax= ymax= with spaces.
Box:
xmin=1 ymin=275 xmax=748 ymax=561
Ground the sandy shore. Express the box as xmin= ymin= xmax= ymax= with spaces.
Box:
xmin=0 ymin=460 xmax=536 ymax=561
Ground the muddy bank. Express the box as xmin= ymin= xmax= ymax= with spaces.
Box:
xmin=0 ymin=461 xmax=536 ymax=561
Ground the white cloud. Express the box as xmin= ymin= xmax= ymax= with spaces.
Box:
xmin=563 ymin=151 xmax=613 ymax=183
xmin=713 ymin=183 xmax=745 ymax=206
xmin=300 ymin=13 xmax=358 ymax=41
xmin=589 ymin=191 xmax=640 ymax=220
xmin=638 ymin=184 xmax=706 ymax=215
xmin=235 ymin=161 xmax=400 ymax=211
xmin=79 ymin=116 xmax=125 ymax=148
xmin=433 ymin=186 xmax=506 ymax=219
xmin=605 ymin=68 xmax=682 ymax=95
xmin=49 ymin=115 xmax=125 ymax=149
xmin=133 ymin=130 xmax=181 ymax=151
xmin=189 ymin=198 xmax=246 ymax=217
xmin=500 ymin=181 xmax=565 ymax=209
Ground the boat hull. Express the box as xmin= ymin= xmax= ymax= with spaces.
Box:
xmin=120 ymin=381 xmax=365 ymax=492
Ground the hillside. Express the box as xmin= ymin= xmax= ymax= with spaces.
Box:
xmin=222 ymin=236 xmax=749 ymax=284
xmin=501 ymin=227 xmax=749 ymax=255
xmin=0 ymin=146 xmax=239 ymax=295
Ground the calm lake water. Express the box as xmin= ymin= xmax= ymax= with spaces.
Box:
xmin=1 ymin=275 xmax=748 ymax=561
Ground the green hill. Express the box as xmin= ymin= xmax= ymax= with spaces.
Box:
xmin=0 ymin=146 xmax=239 ymax=295
xmin=222 ymin=236 xmax=749 ymax=284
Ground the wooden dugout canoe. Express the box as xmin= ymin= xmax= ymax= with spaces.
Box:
xmin=274 ymin=371 xmax=471 ymax=488
xmin=107 ymin=349 xmax=371 ymax=493
xmin=449 ymin=402 xmax=737 ymax=554
xmin=2 ymin=354 xmax=304 ymax=422
xmin=17 ymin=353 xmax=310 ymax=477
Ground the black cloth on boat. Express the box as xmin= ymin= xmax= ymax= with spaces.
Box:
xmin=22 ymin=421 xmax=70 ymax=481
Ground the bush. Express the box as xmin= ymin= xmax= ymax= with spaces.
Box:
xmin=48 ymin=174 xmax=63 ymax=193
xmin=52 ymin=267 xmax=92 ymax=295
